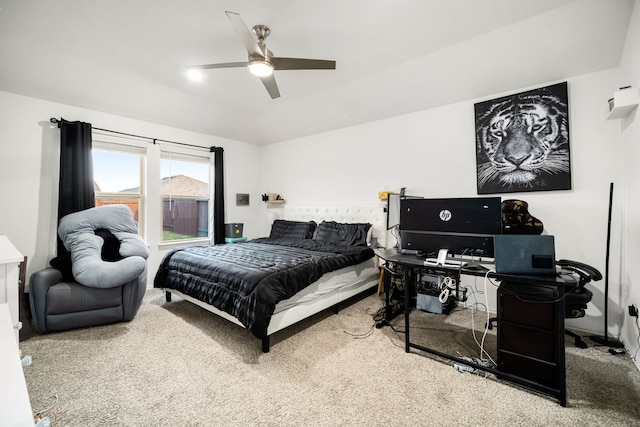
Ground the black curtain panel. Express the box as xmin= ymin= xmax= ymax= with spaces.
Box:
xmin=212 ymin=147 xmax=225 ymax=244
xmin=56 ymin=119 xmax=95 ymax=254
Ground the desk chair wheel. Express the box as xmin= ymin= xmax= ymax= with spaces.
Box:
xmin=566 ymin=330 xmax=588 ymax=348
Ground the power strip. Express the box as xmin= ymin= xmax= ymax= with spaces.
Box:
xmin=452 ymin=356 xmax=490 ymax=373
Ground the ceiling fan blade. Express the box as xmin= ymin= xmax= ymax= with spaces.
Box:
xmin=225 ymin=11 xmax=264 ymax=58
xmin=272 ymin=57 xmax=336 ymax=71
xmin=187 ymin=62 xmax=248 ymax=70
xmin=260 ymin=74 xmax=280 ymax=99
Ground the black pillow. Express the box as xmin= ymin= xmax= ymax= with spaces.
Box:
xmin=94 ymin=228 xmax=124 ymax=262
xmin=314 ymin=221 xmax=371 ymax=246
xmin=269 ymin=220 xmax=317 ymax=239
xmin=49 ymin=250 xmax=73 ymax=281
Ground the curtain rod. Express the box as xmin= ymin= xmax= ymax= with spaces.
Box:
xmin=49 ymin=118 xmax=220 ymax=152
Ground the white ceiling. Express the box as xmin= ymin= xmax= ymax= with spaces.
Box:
xmin=0 ymin=0 xmax=635 ymax=145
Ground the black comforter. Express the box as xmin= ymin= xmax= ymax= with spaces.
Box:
xmin=154 ymin=238 xmax=374 ymax=339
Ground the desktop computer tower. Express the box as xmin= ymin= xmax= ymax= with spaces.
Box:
xmin=415 ymin=274 xmax=454 ymax=314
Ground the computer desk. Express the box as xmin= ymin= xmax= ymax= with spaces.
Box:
xmin=375 ymin=248 xmax=569 ymax=406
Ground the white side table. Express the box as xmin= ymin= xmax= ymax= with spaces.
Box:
xmin=0 ymin=235 xmax=23 ymax=343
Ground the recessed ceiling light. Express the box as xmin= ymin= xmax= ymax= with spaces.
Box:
xmin=187 ymin=69 xmax=204 ymax=82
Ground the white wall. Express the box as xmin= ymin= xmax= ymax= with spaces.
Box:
xmin=260 ymin=69 xmax=628 ymax=337
xmin=0 ymin=90 xmax=263 ymax=281
xmin=618 ymin=0 xmax=640 ymax=369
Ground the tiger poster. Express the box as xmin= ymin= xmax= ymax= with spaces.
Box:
xmin=474 ymin=82 xmax=571 ymax=194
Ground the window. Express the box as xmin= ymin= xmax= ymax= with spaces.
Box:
xmin=92 ymin=143 xmax=145 ymax=236
xmin=160 ymin=151 xmax=210 ymax=242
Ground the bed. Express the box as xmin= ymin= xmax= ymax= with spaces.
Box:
xmin=154 ymin=205 xmax=386 ymax=352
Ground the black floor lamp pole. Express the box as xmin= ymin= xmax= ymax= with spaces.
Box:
xmin=591 ymin=182 xmax=623 ymax=348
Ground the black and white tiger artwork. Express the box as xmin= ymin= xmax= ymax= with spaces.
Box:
xmin=474 ymin=82 xmax=571 ymax=194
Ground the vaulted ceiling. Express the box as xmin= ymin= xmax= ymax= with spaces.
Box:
xmin=0 ymin=0 xmax=634 ymax=145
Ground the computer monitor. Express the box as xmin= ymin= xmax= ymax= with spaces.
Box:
xmin=386 ymin=193 xmax=401 ymax=230
xmin=399 ymin=197 xmax=502 ymax=259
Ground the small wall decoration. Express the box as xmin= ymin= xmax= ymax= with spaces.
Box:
xmin=236 ymin=193 xmax=249 ymax=206
xmin=474 ymin=82 xmax=571 ymax=194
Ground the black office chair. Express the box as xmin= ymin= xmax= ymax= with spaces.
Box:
xmin=556 ymin=259 xmax=602 ymax=348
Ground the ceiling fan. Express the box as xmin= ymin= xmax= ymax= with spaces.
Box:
xmin=187 ymin=11 xmax=336 ymax=99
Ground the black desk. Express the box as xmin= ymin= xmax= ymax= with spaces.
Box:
xmin=375 ymin=249 xmax=568 ymax=406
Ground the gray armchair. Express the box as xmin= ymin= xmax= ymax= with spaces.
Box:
xmin=29 ymin=204 xmax=149 ymax=333
xmin=29 ymin=266 xmax=146 ymax=333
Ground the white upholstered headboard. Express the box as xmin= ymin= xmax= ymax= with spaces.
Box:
xmin=283 ymin=205 xmax=386 ymax=248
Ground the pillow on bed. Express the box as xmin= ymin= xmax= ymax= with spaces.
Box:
xmin=314 ymin=221 xmax=372 ymax=246
xmin=269 ymin=220 xmax=317 ymax=239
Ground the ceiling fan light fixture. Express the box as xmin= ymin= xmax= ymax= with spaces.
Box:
xmin=186 ymin=68 xmax=204 ymax=81
xmin=248 ymin=59 xmax=274 ymax=77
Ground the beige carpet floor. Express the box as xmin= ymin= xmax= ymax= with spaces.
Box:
xmin=20 ymin=288 xmax=640 ymax=426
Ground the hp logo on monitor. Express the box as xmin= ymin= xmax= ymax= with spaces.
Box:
xmin=439 ymin=209 xmax=452 ymax=221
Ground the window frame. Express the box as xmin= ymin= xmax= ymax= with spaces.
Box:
xmin=92 ymin=138 xmax=147 ymax=238
xmin=159 ymin=147 xmax=212 ymax=245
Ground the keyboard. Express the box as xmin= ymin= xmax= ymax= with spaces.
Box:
xmin=424 ymin=258 xmax=468 ymax=268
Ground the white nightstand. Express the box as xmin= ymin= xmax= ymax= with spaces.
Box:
xmin=0 ymin=235 xmax=23 ymax=343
